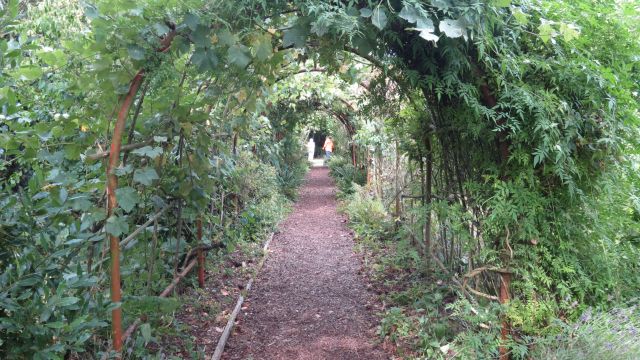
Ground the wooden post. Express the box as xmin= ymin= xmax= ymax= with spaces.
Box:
xmin=366 ymin=149 xmax=372 ymax=186
xmin=351 ymin=142 xmax=357 ymax=167
xmin=499 ymin=271 xmax=511 ymax=360
xmin=425 ymin=136 xmax=432 ymax=267
xmin=197 ymin=218 xmax=205 ymax=288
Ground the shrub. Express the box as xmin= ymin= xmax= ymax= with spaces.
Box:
xmin=327 ymin=155 xmax=366 ymax=197
xmin=532 ymin=305 xmax=640 ymax=360
xmin=341 ymin=184 xmax=388 ymax=240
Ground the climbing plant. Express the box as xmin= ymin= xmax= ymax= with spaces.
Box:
xmin=0 ymin=0 xmax=638 ymax=358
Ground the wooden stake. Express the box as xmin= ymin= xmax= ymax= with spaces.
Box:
xmin=197 ymin=218 xmax=205 ymax=288
xmin=499 ymin=271 xmax=511 ymax=360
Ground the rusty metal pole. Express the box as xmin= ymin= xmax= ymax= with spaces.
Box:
xmin=197 ymin=218 xmax=205 ymax=288
xmin=106 ymin=70 xmax=145 ymax=354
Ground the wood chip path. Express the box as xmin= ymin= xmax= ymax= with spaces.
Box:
xmin=223 ymin=166 xmax=387 ymax=360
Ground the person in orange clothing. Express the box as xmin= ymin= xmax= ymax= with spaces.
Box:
xmin=322 ymin=136 xmax=334 ymax=160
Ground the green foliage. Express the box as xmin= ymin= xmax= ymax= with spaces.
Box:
xmin=340 ymin=183 xmax=387 ymax=240
xmin=327 ymin=155 xmax=366 ymax=197
xmin=0 ymin=0 xmax=639 ymax=357
xmin=532 ymin=305 xmax=640 ymax=360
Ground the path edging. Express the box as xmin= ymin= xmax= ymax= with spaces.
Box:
xmin=211 ymin=230 xmax=276 ymax=360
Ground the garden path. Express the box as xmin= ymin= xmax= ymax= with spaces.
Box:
xmin=223 ymin=166 xmax=386 ymax=360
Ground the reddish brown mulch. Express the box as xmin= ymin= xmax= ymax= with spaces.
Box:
xmin=223 ymin=167 xmax=388 ymax=360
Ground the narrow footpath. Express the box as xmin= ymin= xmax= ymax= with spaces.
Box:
xmin=224 ymin=166 xmax=386 ymax=359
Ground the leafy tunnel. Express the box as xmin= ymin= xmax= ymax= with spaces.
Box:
xmin=1 ymin=0 xmax=638 ymax=358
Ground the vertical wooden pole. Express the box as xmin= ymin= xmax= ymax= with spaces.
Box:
xmin=499 ymin=271 xmax=511 ymax=360
xmin=478 ymin=74 xmax=512 ymax=360
xmin=366 ymin=149 xmax=372 ymax=186
xmin=106 ymin=70 xmax=145 ymax=355
xmin=351 ymin=142 xmax=357 ymax=167
xmin=197 ymin=218 xmax=205 ymax=288
xmin=425 ymin=136 xmax=432 ymax=266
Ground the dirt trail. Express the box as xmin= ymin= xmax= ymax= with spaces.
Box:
xmin=224 ymin=167 xmax=387 ymax=360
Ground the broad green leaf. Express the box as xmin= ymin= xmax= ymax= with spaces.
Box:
xmin=512 ymin=7 xmax=529 ymax=24
xmin=114 ymin=164 xmax=134 ymax=176
xmin=218 ymin=28 xmax=237 ymax=46
xmin=439 ymin=18 xmax=464 ymax=38
xmin=359 ymin=8 xmax=372 ymax=18
xmin=419 ymin=30 xmax=440 ymax=42
xmin=37 ymin=49 xmax=66 ymax=67
xmin=191 ymin=48 xmax=218 ymax=72
xmin=133 ymin=167 xmax=159 ymax=185
xmin=252 ymin=34 xmax=272 ymax=61
xmin=153 ymin=22 xmax=170 ymax=36
xmin=106 ymin=215 xmax=129 ymax=237
xmin=227 ymin=44 xmax=251 ymax=68
xmin=417 ymin=17 xmax=435 ymax=32
xmin=399 ymin=5 xmax=418 ymax=23
xmin=311 ymin=21 xmax=329 ymax=36
xmin=64 ymin=144 xmax=83 ymax=160
xmin=191 ymin=25 xmax=211 ymax=47
xmin=131 ymin=146 xmax=163 ymax=159
xmin=432 ymin=0 xmax=452 ymax=10
xmin=46 ymin=322 xmax=65 ymax=329
xmin=127 ymin=45 xmax=146 ymax=60
xmin=116 ymin=187 xmax=139 ymax=213
xmin=371 ymin=7 xmax=388 ymax=30
xmin=13 ymin=66 xmax=42 ymax=81
xmin=559 ymin=23 xmax=579 ymax=42
xmin=538 ymin=20 xmax=554 ymax=43
xmin=283 ymin=27 xmax=307 ymax=48
xmin=417 ymin=16 xmax=438 ymax=42
xmin=183 ymin=13 xmax=200 ymax=31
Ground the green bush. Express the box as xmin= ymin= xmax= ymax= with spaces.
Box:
xmin=327 ymin=155 xmax=366 ymax=197
xmin=532 ymin=305 xmax=640 ymax=360
xmin=341 ymin=184 xmax=388 ymax=240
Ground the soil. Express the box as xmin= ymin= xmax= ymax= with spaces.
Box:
xmin=223 ymin=167 xmax=388 ymax=360
xmin=154 ymin=244 xmax=261 ymax=358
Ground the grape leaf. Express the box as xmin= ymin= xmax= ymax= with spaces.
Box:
xmin=133 ymin=167 xmax=159 ymax=185
xmin=252 ymin=34 xmax=272 ymax=61
xmin=183 ymin=13 xmax=200 ymax=31
xmin=191 ymin=48 xmax=218 ymax=72
xmin=116 ymin=187 xmax=139 ymax=213
xmin=227 ymin=44 xmax=251 ymax=68
xmin=131 ymin=146 xmax=163 ymax=159
xmin=283 ymin=27 xmax=307 ymax=48
xmin=106 ymin=215 xmax=129 ymax=237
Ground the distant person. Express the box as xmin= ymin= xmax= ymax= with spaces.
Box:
xmin=322 ymin=137 xmax=334 ymax=160
xmin=307 ymin=138 xmax=315 ymax=161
